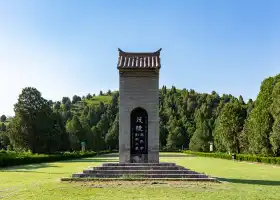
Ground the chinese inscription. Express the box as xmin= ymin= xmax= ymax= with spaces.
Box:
xmin=131 ymin=108 xmax=148 ymax=155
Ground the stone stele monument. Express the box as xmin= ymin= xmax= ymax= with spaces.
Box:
xmin=117 ymin=48 xmax=161 ymax=163
xmin=67 ymin=48 xmax=215 ymax=182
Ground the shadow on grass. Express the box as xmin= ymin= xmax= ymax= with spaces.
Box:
xmin=97 ymin=153 xmax=118 ymax=157
xmin=62 ymin=158 xmax=118 ymax=163
xmin=218 ymin=178 xmax=280 ymax=186
xmin=0 ymin=170 xmax=66 ymax=174
xmin=0 ymin=163 xmax=59 ymax=172
xmin=0 ymin=154 xmax=119 ymax=172
xmin=1 ymin=159 xmax=118 ymax=172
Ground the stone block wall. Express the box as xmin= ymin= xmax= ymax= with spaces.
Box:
xmin=119 ymin=70 xmax=159 ymax=163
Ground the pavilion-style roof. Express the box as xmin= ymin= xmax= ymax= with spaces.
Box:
xmin=117 ymin=48 xmax=162 ymax=69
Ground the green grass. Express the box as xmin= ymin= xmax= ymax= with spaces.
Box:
xmin=1 ymin=153 xmax=280 ymax=200
xmin=70 ymin=95 xmax=113 ymax=114
xmin=84 ymin=95 xmax=113 ymax=106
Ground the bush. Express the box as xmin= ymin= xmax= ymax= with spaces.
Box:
xmin=183 ymin=150 xmax=280 ymax=164
xmin=0 ymin=150 xmax=112 ymax=167
xmin=160 ymin=147 xmax=181 ymax=152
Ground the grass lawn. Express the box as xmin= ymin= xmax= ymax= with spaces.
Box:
xmin=84 ymin=95 xmax=112 ymax=106
xmin=1 ymin=153 xmax=280 ymax=200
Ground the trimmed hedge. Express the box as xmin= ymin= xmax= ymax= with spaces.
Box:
xmin=160 ymin=148 xmax=181 ymax=152
xmin=183 ymin=150 xmax=280 ymax=165
xmin=0 ymin=150 xmax=111 ymax=168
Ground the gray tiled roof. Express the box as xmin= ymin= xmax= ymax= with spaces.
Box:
xmin=117 ymin=48 xmax=162 ymax=69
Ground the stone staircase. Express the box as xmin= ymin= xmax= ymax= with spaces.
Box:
xmin=64 ymin=162 xmax=217 ymax=182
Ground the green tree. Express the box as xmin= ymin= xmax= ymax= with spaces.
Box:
xmin=11 ymin=87 xmax=55 ymax=153
xmin=86 ymin=93 xmax=92 ymax=100
xmin=66 ymin=115 xmax=86 ymax=143
xmin=0 ymin=115 xmax=7 ymax=122
xmin=247 ymin=108 xmax=273 ymax=154
xmin=96 ymin=113 xmax=110 ymax=137
xmin=7 ymin=116 xmax=26 ymax=151
xmin=53 ymin=101 xmax=61 ymax=110
xmin=63 ymin=100 xmax=71 ymax=111
xmin=189 ymin=121 xmax=211 ymax=152
xmin=62 ymin=97 xmax=70 ymax=104
xmin=105 ymin=115 xmax=119 ymax=150
xmin=238 ymin=95 xmax=245 ymax=105
xmin=51 ymin=111 xmax=70 ymax=151
xmin=189 ymin=106 xmax=212 ymax=152
xmin=270 ymin=118 xmax=280 ymax=156
xmin=244 ymin=75 xmax=280 ymax=154
xmin=91 ymin=126 xmax=105 ymax=151
xmin=159 ymin=122 xmax=168 ymax=148
xmin=48 ymin=100 xmax=54 ymax=107
xmin=79 ymin=114 xmax=93 ymax=151
xmin=86 ymin=107 xmax=99 ymax=127
xmin=61 ymin=110 xmax=72 ymax=123
xmin=0 ymin=123 xmax=6 ymax=132
xmin=246 ymin=99 xmax=254 ymax=117
xmin=72 ymin=95 xmax=81 ymax=104
xmin=107 ymin=90 xmax=112 ymax=95
xmin=0 ymin=132 xmax=10 ymax=149
xmin=269 ymin=82 xmax=280 ymax=155
xmin=213 ymin=102 xmax=246 ymax=153
xmin=166 ymin=126 xmax=185 ymax=150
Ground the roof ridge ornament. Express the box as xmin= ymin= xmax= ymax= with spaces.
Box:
xmin=118 ymin=48 xmax=162 ymax=55
xmin=155 ymin=48 xmax=162 ymax=54
xmin=118 ymin=48 xmax=124 ymax=53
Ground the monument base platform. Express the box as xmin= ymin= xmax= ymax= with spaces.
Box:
xmin=63 ymin=162 xmax=217 ymax=182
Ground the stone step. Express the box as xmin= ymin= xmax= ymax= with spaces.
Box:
xmin=102 ymin=162 xmax=176 ymax=167
xmin=83 ymin=169 xmax=198 ymax=175
xmin=72 ymin=173 xmax=209 ymax=179
xmin=61 ymin=177 xmax=217 ymax=182
xmin=89 ymin=166 xmax=186 ymax=171
xmin=68 ymin=162 xmax=216 ymax=182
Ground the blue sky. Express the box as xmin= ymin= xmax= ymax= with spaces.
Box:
xmin=0 ymin=0 xmax=280 ymax=116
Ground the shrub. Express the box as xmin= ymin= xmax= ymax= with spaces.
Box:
xmin=160 ymin=147 xmax=181 ymax=152
xmin=0 ymin=150 xmax=112 ymax=167
xmin=183 ymin=150 xmax=280 ymax=165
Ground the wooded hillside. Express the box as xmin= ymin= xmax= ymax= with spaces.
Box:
xmin=1 ymin=74 xmax=280 ymax=157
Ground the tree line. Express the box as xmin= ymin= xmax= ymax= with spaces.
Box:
xmin=0 ymin=73 xmax=280 ymax=156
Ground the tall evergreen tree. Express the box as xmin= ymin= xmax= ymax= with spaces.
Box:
xmin=189 ymin=106 xmax=212 ymax=152
xmin=105 ymin=115 xmax=119 ymax=150
xmin=214 ymin=102 xmax=246 ymax=153
xmin=244 ymin=75 xmax=280 ymax=154
xmin=269 ymin=82 xmax=280 ymax=155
